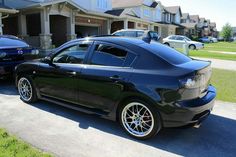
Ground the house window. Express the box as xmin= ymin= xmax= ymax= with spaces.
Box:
xmin=97 ymin=0 xmax=108 ymax=9
xmin=143 ymin=8 xmax=151 ymax=17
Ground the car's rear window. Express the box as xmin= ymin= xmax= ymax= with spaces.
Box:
xmin=140 ymin=41 xmax=192 ymax=65
xmin=0 ymin=38 xmax=29 ymax=48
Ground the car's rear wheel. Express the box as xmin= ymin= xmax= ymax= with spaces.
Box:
xmin=18 ymin=76 xmax=37 ymax=103
xmin=189 ymin=44 xmax=196 ymax=50
xmin=119 ymin=100 xmax=162 ymax=140
xmin=164 ymin=42 xmax=170 ymax=46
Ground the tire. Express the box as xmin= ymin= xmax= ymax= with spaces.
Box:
xmin=189 ymin=44 xmax=196 ymax=50
xmin=164 ymin=42 xmax=170 ymax=46
xmin=17 ymin=76 xmax=38 ymax=103
xmin=119 ymin=99 xmax=162 ymax=140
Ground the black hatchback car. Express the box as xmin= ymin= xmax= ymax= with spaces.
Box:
xmin=0 ymin=35 xmax=39 ymax=78
xmin=15 ymin=37 xmax=216 ymax=140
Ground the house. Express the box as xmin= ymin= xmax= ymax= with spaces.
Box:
xmin=0 ymin=0 xmax=18 ymax=35
xmin=209 ymin=22 xmax=217 ymax=37
xmin=107 ymin=0 xmax=164 ymax=35
xmin=181 ymin=13 xmax=197 ymax=38
xmin=3 ymin=0 xmax=117 ymax=49
xmin=162 ymin=6 xmax=184 ymax=37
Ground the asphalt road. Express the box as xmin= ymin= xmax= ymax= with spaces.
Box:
xmin=0 ymin=79 xmax=236 ymax=157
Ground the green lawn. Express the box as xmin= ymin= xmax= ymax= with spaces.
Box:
xmin=189 ymin=50 xmax=236 ymax=61
xmin=204 ymin=42 xmax=236 ymax=52
xmin=211 ymin=68 xmax=236 ymax=103
xmin=177 ymin=42 xmax=236 ymax=61
xmin=0 ymin=129 xmax=52 ymax=157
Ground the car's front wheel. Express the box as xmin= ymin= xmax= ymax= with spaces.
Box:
xmin=119 ymin=100 xmax=162 ymax=140
xmin=18 ymin=76 xmax=38 ymax=103
xmin=189 ymin=44 xmax=196 ymax=50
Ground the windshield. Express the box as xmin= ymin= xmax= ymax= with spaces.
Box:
xmin=184 ymin=37 xmax=191 ymax=41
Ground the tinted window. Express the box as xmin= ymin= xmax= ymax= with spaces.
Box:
xmin=123 ymin=31 xmax=137 ymax=37
xmin=176 ymin=36 xmax=185 ymax=40
xmin=0 ymin=38 xmax=29 ymax=48
xmin=168 ymin=36 xmax=176 ymax=40
xmin=113 ymin=32 xmax=124 ymax=36
xmin=91 ymin=44 xmax=128 ymax=66
xmin=140 ymin=42 xmax=192 ymax=65
xmin=137 ymin=31 xmax=144 ymax=37
xmin=53 ymin=43 xmax=90 ymax=64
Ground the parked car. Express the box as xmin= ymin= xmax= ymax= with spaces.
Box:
xmin=0 ymin=35 xmax=39 ymax=78
xmin=15 ymin=37 xmax=216 ymax=140
xmin=198 ymin=37 xmax=211 ymax=43
xmin=217 ymin=37 xmax=224 ymax=42
xmin=210 ymin=37 xmax=218 ymax=43
xmin=199 ymin=36 xmax=217 ymax=43
xmin=163 ymin=35 xmax=204 ymax=50
xmin=112 ymin=29 xmax=160 ymax=42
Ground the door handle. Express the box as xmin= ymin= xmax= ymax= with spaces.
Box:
xmin=67 ymin=71 xmax=77 ymax=76
xmin=109 ymin=75 xmax=122 ymax=81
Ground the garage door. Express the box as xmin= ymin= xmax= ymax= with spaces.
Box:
xmin=76 ymin=25 xmax=99 ymax=38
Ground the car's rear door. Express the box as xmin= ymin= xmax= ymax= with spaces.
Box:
xmin=77 ymin=41 xmax=137 ymax=112
xmin=35 ymin=41 xmax=92 ymax=104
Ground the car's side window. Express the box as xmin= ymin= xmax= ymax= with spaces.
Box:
xmin=53 ymin=43 xmax=90 ymax=64
xmin=137 ymin=31 xmax=144 ymax=37
xmin=176 ymin=36 xmax=185 ymax=41
xmin=113 ymin=32 xmax=124 ymax=36
xmin=90 ymin=44 xmax=128 ymax=67
xmin=124 ymin=31 xmax=137 ymax=37
xmin=169 ymin=36 xmax=176 ymax=40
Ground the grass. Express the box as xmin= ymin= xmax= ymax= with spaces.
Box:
xmin=204 ymin=42 xmax=236 ymax=52
xmin=0 ymin=128 xmax=52 ymax=157
xmin=177 ymin=42 xmax=236 ymax=61
xmin=211 ymin=68 xmax=236 ymax=103
xmin=189 ymin=50 xmax=236 ymax=61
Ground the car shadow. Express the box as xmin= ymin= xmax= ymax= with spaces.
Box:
xmin=1 ymin=81 xmax=235 ymax=156
xmin=0 ymin=78 xmax=18 ymax=96
xmin=31 ymin=100 xmax=236 ymax=157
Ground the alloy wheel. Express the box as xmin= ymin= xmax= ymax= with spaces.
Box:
xmin=18 ymin=77 xmax=33 ymax=102
xmin=121 ymin=102 xmax=155 ymax=138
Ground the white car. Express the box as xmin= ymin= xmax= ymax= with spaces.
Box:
xmin=163 ymin=35 xmax=204 ymax=50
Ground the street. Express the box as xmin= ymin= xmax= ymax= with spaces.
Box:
xmin=0 ymin=80 xmax=236 ymax=157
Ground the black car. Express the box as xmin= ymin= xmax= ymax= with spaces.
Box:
xmin=112 ymin=29 xmax=160 ymax=42
xmin=0 ymin=35 xmax=39 ymax=78
xmin=15 ymin=37 xmax=216 ymax=140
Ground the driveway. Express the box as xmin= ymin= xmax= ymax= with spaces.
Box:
xmin=0 ymin=80 xmax=236 ymax=157
xmin=194 ymin=57 xmax=236 ymax=71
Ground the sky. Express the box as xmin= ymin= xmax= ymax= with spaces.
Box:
xmin=161 ymin=0 xmax=236 ymax=31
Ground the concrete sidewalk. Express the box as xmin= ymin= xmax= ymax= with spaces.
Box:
xmin=0 ymin=82 xmax=236 ymax=157
xmin=194 ymin=57 xmax=236 ymax=71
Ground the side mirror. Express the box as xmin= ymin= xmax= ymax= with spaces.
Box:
xmin=42 ymin=56 xmax=53 ymax=65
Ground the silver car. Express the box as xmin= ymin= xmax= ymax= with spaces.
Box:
xmin=163 ymin=35 xmax=204 ymax=50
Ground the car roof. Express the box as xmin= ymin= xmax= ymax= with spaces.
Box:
xmin=69 ymin=36 xmax=146 ymax=46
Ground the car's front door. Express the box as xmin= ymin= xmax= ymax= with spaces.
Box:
xmin=35 ymin=41 xmax=92 ymax=104
xmin=77 ymin=42 xmax=136 ymax=112
xmin=174 ymin=36 xmax=186 ymax=48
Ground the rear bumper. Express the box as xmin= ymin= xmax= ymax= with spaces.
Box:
xmin=162 ymin=85 xmax=216 ymax=127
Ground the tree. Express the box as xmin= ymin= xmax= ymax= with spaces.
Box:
xmin=221 ymin=23 xmax=233 ymax=41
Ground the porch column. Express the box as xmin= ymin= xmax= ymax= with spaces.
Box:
xmin=107 ymin=18 xmax=111 ymax=34
xmin=149 ymin=24 xmax=154 ymax=31
xmin=0 ymin=13 xmax=3 ymax=35
xmin=124 ymin=19 xmax=128 ymax=29
xmin=66 ymin=10 xmax=76 ymax=41
xmin=18 ymin=14 xmax=28 ymax=38
xmin=40 ymin=7 xmax=52 ymax=50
